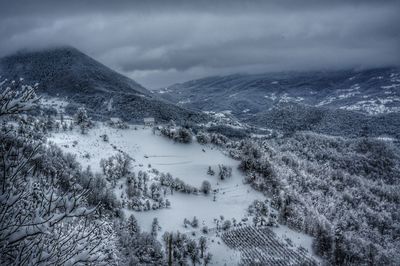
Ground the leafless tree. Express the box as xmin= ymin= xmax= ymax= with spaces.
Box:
xmin=0 ymin=82 xmax=114 ymax=265
xmin=0 ymin=134 xmax=115 ymax=265
xmin=0 ymin=80 xmax=38 ymax=117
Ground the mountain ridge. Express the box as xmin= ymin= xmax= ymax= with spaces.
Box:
xmin=0 ymin=46 xmax=149 ymax=96
xmin=0 ymin=46 xmax=208 ymax=123
xmin=158 ymin=67 xmax=400 ymax=116
xmin=157 ymin=67 xmax=400 ymax=139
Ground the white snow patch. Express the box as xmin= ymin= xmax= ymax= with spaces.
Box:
xmin=273 ymin=225 xmax=314 ymax=256
xmin=376 ymin=136 xmax=396 ymax=142
xmin=381 ymin=84 xmax=400 ymax=89
xmin=106 ymin=98 xmax=113 ymax=111
xmin=178 ymin=99 xmax=191 ymax=105
xmin=340 ymin=97 xmax=400 ymax=114
xmin=264 ymin=93 xmax=277 ymax=101
xmin=158 ymin=88 xmax=171 ymax=94
xmin=279 ymin=93 xmax=304 ymax=103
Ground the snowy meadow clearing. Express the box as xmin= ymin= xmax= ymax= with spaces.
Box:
xmin=49 ymin=123 xmax=317 ymax=265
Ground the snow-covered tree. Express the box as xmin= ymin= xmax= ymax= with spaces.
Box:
xmin=0 ymin=132 xmax=115 ymax=265
xmin=177 ymin=127 xmax=192 ymax=143
xmin=196 ymin=131 xmax=210 ymax=144
xmin=222 ymin=220 xmax=232 ymax=231
xmin=127 ymin=214 xmax=140 ymax=236
xmin=162 ymin=231 xmax=211 ymax=266
xmin=191 ymin=216 xmax=199 ymax=228
xmin=151 ymin=218 xmax=160 ymax=237
xmin=207 ymin=166 xmax=215 ymax=176
xmin=218 ymin=164 xmax=232 ymax=180
xmin=183 ymin=218 xmax=190 ymax=228
xmin=73 ymin=107 xmax=92 ymax=134
xmin=165 ymin=199 xmax=171 ymax=208
xmin=101 ymin=134 xmax=109 ymax=142
xmin=1 ymin=82 xmax=115 ymax=265
xmin=160 ymin=126 xmax=193 ymax=143
xmin=187 ymin=239 xmax=200 ymax=265
xmin=100 ymin=153 xmax=132 ymax=187
xmin=0 ymin=80 xmax=38 ymax=117
xmin=202 ymin=226 xmax=209 ymax=234
xmin=201 ymin=180 xmax=212 ymax=195
xmin=119 ymin=226 xmax=164 ymax=265
xmin=199 ymin=236 xmax=208 ymax=258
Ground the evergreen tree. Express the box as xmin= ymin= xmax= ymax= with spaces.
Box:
xmin=333 ymin=224 xmax=346 ymax=265
xmin=218 ymin=164 xmax=232 ymax=180
xmin=191 ymin=216 xmax=199 ymax=228
xmin=127 ymin=214 xmax=140 ymax=236
xmin=187 ymin=239 xmax=200 ymax=265
xmin=201 ymin=180 xmax=212 ymax=194
xmin=207 ymin=166 xmax=215 ymax=176
xmin=151 ymin=218 xmax=160 ymax=237
xmin=199 ymin=236 xmax=207 ymax=258
xmin=222 ymin=220 xmax=232 ymax=230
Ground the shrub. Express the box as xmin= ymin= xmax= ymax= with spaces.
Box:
xmin=222 ymin=220 xmax=232 ymax=231
xmin=218 ymin=164 xmax=232 ymax=180
xmin=196 ymin=131 xmax=210 ymax=144
xmin=201 ymin=180 xmax=212 ymax=195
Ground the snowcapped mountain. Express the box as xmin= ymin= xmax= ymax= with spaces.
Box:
xmin=157 ymin=68 xmax=400 ymax=139
xmin=0 ymin=47 xmax=207 ymax=123
xmin=157 ymin=68 xmax=400 ymax=116
xmin=0 ymin=46 xmax=148 ymax=96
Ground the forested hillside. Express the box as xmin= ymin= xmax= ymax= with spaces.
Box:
xmin=0 ymin=47 xmax=208 ymax=124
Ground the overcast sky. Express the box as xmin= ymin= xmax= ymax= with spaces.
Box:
xmin=0 ymin=0 xmax=399 ymax=88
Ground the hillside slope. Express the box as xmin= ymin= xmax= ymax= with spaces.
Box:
xmin=0 ymin=46 xmax=148 ymax=96
xmin=249 ymin=103 xmax=400 ymax=139
xmin=157 ymin=68 xmax=400 ymax=138
xmin=158 ymin=68 xmax=400 ymax=116
xmin=0 ymin=47 xmax=207 ymax=123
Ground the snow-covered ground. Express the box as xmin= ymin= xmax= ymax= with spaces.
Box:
xmin=49 ymin=123 xmax=317 ymax=265
xmin=339 ymin=97 xmax=400 ymax=114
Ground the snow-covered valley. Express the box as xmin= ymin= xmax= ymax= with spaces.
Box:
xmin=48 ymin=123 xmax=317 ymax=265
xmin=3 ymin=43 xmax=399 ymax=266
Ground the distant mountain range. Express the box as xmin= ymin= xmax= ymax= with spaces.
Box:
xmin=0 ymin=47 xmax=206 ymax=123
xmin=1 ymin=46 xmax=399 ymax=139
xmin=157 ymin=68 xmax=400 ymax=139
xmin=158 ymin=68 xmax=400 ymax=116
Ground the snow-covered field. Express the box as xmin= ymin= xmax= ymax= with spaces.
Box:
xmin=49 ymin=123 xmax=317 ymax=265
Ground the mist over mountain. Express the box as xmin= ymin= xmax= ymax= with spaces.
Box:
xmin=157 ymin=68 xmax=400 ymax=139
xmin=0 ymin=46 xmax=149 ymax=96
xmin=158 ymin=68 xmax=400 ymax=115
xmin=0 ymin=47 xmax=207 ymax=123
xmin=1 ymin=1 xmax=400 ymax=265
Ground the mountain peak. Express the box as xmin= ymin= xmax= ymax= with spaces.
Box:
xmin=0 ymin=46 xmax=149 ymax=96
xmin=0 ymin=46 xmax=207 ymax=124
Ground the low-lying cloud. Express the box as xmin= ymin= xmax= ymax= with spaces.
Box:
xmin=0 ymin=0 xmax=399 ymax=88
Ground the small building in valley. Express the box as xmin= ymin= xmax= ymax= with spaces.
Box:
xmin=144 ymin=117 xmax=155 ymax=126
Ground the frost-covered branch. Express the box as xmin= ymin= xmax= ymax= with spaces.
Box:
xmin=0 ymin=131 xmax=114 ymax=265
xmin=0 ymin=80 xmax=39 ymax=117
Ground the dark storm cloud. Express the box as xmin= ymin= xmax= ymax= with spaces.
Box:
xmin=0 ymin=0 xmax=399 ymax=88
